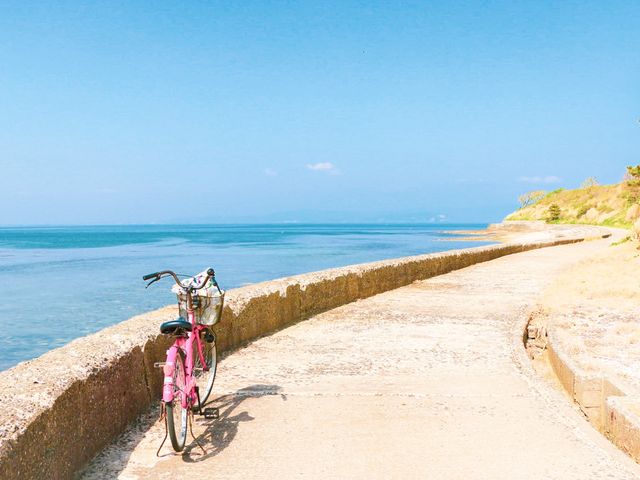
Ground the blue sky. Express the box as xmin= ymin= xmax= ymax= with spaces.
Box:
xmin=1 ymin=1 xmax=639 ymax=225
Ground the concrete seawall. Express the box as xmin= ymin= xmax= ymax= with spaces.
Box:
xmin=0 ymin=238 xmax=586 ymax=479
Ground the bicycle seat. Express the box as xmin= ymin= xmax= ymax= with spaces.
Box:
xmin=160 ymin=318 xmax=192 ymax=336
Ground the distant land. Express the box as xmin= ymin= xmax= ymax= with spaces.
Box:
xmin=506 ymin=167 xmax=640 ymax=230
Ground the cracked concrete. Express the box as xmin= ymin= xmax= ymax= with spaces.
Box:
xmin=82 ymin=236 xmax=640 ymax=479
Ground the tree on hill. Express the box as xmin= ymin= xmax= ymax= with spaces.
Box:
xmin=626 ymin=165 xmax=640 ymax=186
xmin=581 ymin=177 xmax=599 ymax=188
xmin=546 ymin=204 xmax=561 ymax=222
xmin=518 ymin=190 xmax=546 ymax=208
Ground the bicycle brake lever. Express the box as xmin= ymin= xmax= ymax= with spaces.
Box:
xmin=145 ymin=277 xmax=160 ymax=289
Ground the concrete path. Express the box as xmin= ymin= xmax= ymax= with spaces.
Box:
xmin=83 ymin=238 xmax=640 ymax=479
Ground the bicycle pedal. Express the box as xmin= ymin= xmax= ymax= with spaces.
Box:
xmin=203 ymin=407 xmax=219 ymax=420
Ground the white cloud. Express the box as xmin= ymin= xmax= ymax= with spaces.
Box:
xmin=264 ymin=168 xmax=277 ymax=177
xmin=517 ymin=175 xmax=561 ymax=184
xmin=306 ymin=162 xmax=338 ymax=173
xmin=427 ymin=215 xmax=447 ymax=223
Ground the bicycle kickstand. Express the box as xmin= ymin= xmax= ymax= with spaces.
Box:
xmin=188 ymin=410 xmax=207 ymax=455
xmin=156 ymin=403 xmax=168 ymax=457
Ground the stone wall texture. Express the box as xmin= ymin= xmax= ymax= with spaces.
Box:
xmin=546 ymin=322 xmax=640 ymax=463
xmin=0 ymin=238 xmax=584 ymax=479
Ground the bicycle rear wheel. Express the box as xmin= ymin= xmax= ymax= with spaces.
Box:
xmin=166 ymin=351 xmax=188 ymax=452
xmin=193 ymin=328 xmax=217 ymax=406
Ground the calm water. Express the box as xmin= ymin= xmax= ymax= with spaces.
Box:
xmin=0 ymin=224 xmax=491 ymax=371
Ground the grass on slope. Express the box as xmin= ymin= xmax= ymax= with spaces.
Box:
xmin=506 ymin=183 xmax=640 ymax=228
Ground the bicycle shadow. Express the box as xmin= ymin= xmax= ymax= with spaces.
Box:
xmin=182 ymin=384 xmax=285 ymax=462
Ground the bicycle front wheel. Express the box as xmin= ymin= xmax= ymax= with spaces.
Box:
xmin=166 ymin=351 xmax=188 ymax=452
xmin=193 ymin=328 xmax=217 ymax=406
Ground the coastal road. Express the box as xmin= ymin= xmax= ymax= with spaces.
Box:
xmin=83 ymin=236 xmax=640 ymax=479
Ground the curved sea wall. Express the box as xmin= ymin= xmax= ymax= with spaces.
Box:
xmin=0 ymin=238 xmax=586 ymax=479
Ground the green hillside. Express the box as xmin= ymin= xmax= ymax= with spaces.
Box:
xmin=506 ymin=181 xmax=640 ymax=228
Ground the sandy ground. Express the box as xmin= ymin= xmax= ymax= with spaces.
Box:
xmin=541 ymin=238 xmax=640 ymax=393
xmin=444 ymin=221 xmax=610 ymax=243
xmin=79 ymin=236 xmax=640 ymax=479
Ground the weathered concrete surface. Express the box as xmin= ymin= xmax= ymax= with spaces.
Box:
xmin=82 ymin=236 xmax=640 ymax=479
xmin=1 ymin=229 xmax=601 ymax=479
xmin=530 ymin=237 xmax=640 ymax=462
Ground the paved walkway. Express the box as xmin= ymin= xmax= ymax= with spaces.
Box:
xmin=83 ymin=238 xmax=640 ymax=479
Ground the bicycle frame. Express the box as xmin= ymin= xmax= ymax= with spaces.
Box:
xmin=162 ymin=308 xmax=210 ymax=408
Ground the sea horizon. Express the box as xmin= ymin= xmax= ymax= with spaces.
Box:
xmin=0 ymin=220 xmax=490 ymax=228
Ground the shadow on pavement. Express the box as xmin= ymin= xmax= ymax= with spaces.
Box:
xmin=182 ymin=384 xmax=285 ymax=462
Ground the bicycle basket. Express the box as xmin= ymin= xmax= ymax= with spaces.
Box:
xmin=176 ymin=290 xmax=225 ymax=326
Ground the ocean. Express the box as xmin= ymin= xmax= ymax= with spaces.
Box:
xmin=0 ymin=224 xmax=491 ymax=371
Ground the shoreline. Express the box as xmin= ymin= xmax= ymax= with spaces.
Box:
xmin=0 ymin=223 xmax=493 ymax=372
xmin=443 ymin=220 xmax=619 ymax=243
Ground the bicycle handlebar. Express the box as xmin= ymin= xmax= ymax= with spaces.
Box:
xmin=142 ymin=268 xmax=216 ymax=291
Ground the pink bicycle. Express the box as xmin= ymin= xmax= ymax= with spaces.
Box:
xmin=143 ymin=267 xmax=225 ymax=452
